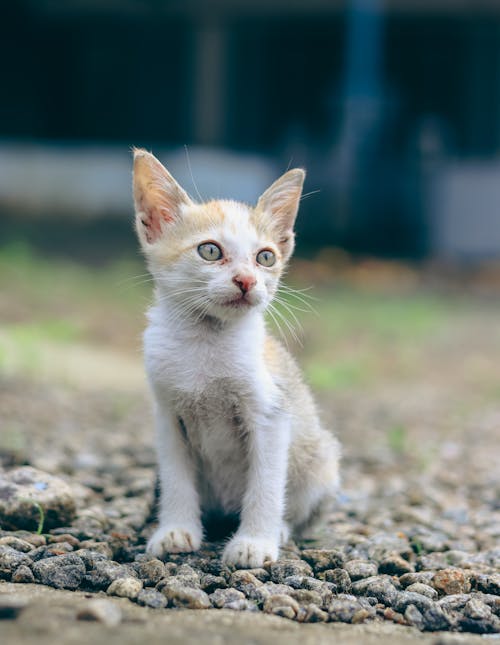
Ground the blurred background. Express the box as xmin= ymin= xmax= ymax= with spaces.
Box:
xmin=3 ymin=0 xmax=500 ymax=260
xmin=1 ymin=1 xmax=500 ymax=507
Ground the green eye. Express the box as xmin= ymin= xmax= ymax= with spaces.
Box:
xmin=256 ymin=249 xmax=276 ymax=267
xmin=198 ymin=242 xmax=223 ymax=261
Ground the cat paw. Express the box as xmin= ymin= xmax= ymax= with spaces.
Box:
xmin=222 ymin=535 xmax=278 ymax=568
xmin=146 ymin=524 xmax=202 ymax=558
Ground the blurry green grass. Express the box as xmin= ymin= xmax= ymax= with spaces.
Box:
xmin=0 ymin=241 xmax=467 ymax=391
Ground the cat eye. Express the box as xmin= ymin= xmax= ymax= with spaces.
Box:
xmin=256 ymin=249 xmax=276 ymax=267
xmin=198 ymin=242 xmax=223 ymax=262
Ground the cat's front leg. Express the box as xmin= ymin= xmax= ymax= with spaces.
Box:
xmin=147 ymin=405 xmax=202 ymax=557
xmin=222 ymin=411 xmax=290 ymax=568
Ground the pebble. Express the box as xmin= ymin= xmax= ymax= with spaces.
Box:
xmin=299 ymin=603 xmax=329 ymax=623
xmin=32 ymin=554 xmax=85 ymax=590
xmin=351 ymin=575 xmax=399 ymax=606
xmin=161 ymin=583 xmax=211 ymax=609
xmin=328 ymin=597 xmax=367 ymax=622
xmin=0 ymin=546 xmax=33 ymax=579
xmin=83 ymin=560 xmax=136 ymax=590
xmin=11 ymin=565 xmax=35 ymax=583
xmin=474 ymin=573 xmax=500 ymax=595
xmin=323 ymin=568 xmax=352 ymax=592
xmin=431 ymin=569 xmax=471 ymax=595
xmin=344 ymin=560 xmax=378 ymax=581
xmin=267 ymin=559 xmax=313 ymax=583
xmin=263 ymin=594 xmax=299 ymax=620
xmin=132 ymin=557 xmax=166 ymax=586
xmin=76 ymin=599 xmax=122 ymax=627
xmin=394 ymin=590 xmax=434 ymax=614
xmin=136 ymin=588 xmax=168 ymax=609
xmin=0 ymin=536 xmax=35 ymax=553
xmin=200 ymin=573 xmax=227 ymax=593
xmin=0 ymin=467 xmax=77 ymax=531
xmin=107 ymin=576 xmax=143 ymax=599
xmin=210 ymin=588 xmax=245 ymax=608
xmin=405 ymin=582 xmax=438 ymax=599
xmin=300 ymin=549 xmax=344 ymax=572
xmin=378 ymin=554 xmax=414 ymax=575
xmin=404 ymin=604 xmax=425 ymax=630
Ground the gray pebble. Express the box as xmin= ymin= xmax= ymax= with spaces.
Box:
xmin=399 ymin=571 xmax=435 ymax=588
xmin=422 ymin=605 xmax=451 ymax=631
xmin=161 ymin=583 xmax=211 ymax=609
xmin=344 ymin=560 xmax=377 ymax=581
xmin=107 ymin=576 xmax=143 ymax=599
xmin=328 ymin=597 xmax=366 ymax=623
xmin=200 ymin=573 xmax=227 ymax=593
xmin=301 ymin=549 xmax=344 ymax=572
xmin=299 ymin=603 xmax=329 ymax=623
xmin=323 ymin=568 xmax=352 ymax=592
xmin=0 ymin=546 xmax=32 ymax=579
xmin=474 ymin=573 xmax=500 ymax=595
xmin=263 ymin=594 xmax=299 ymax=620
xmin=267 ymin=559 xmax=313 ymax=583
xmin=351 ymin=575 xmax=398 ymax=606
xmin=378 ymin=554 xmax=414 ymax=575
xmin=288 ymin=588 xmax=323 ymax=607
xmin=405 ymin=582 xmax=438 ymax=599
xmin=84 ymin=560 xmax=136 ymax=591
xmin=210 ymin=588 xmax=245 ymax=608
xmin=394 ymin=590 xmax=434 ymax=614
xmin=132 ymin=558 xmax=166 ymax=586
xmin=404 ymin=604 xmax=425 ymax=630
xmin=136 ymin=588 xmax=168 ymax=609
xmin=32 ymin=554 xmax=85 ymax=590
xmin=0 ymin=536 xmax=35 ymax=553
xmin=11 ymin=565 xmax=35 ymax=584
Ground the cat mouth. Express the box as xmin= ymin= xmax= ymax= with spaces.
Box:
xmin=223 ymin=295 xmax=253 ymax=308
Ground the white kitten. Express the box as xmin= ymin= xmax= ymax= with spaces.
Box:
xmin=133 ymin=149 xmax=340 ymax=568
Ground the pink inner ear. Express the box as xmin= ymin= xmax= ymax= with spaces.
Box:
xmin=138 ymin=193 xmax=175 ymax=244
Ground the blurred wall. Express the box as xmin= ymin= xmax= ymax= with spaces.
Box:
xmin=2 ymin=0 xmax=500 ymax=259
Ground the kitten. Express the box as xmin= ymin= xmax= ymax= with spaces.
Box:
xmin=133 ymin=149 xmax=340 ymax=568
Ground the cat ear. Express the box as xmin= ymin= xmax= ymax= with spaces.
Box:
xmin=133 ymin=148 xmax=193 ymax=245
xmin=256 ymin=169 xmax=305 ymax=257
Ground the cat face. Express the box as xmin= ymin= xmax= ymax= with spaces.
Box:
xmin=133 ymin=149 xmax=305 ymax=322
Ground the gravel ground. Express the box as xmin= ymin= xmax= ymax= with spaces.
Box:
xmin=1 ymin=265 xmax=500 ymax=643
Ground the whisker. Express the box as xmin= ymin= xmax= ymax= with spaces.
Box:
xmin=184 ymin=144 xmax=204 ymax=203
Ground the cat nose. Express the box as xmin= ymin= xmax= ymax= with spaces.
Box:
xmin=233 ymin=274 xmax=256 ymax=294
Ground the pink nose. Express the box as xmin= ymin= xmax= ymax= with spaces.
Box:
xmin=233 ymin=274 xmax=256 ymax=294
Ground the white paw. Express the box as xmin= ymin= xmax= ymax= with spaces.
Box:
xmin=222 ymin=535 xmax=278 ymax=568
xmin=146 ymin=524 xmax=202 ymax=558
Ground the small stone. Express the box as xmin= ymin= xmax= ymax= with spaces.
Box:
xmin=11 ymin=565 xmax=35 ymax=583
xmin=289 ymin=589 xmax=323 ymax=606
xmin=0 ymin=546 xmax=32 ymax=579
xmin=78 ymin=541 xmax=113 ymax=559
xmin=210 ymin=588 xmax=245 ymax=608
xmin=0 ymin=595 xmax=28 ymax=619
xmin=432 ymin=569 xmax=471 ymax=595
xmin=0 ymin=467 xmax=77 ymax=531
xmin=263 ymin=594 xmax=299 ymax=620
xmin=436 ymin=593 xmax=470 ymax=611
xmin=300 ymin=603 xmax=329 ymax=623
xmin=366 ymin=533 xmax=412 ymax=562
xmin=83 ymin=560 xmax=136 ymax=591
xmin=48 ymin=534 xmax=80 ymax=548
xmin=107 ymin=577 xmax=143 ymax=599
xmin=464 ymin=598 xmax=492 ymax=621
xmin=404 ymin=604 xmax=425 ymax=630
xmin=0 ymin=536 xmax=35 ymax=553
xmin=328 ymin=598 xmax=364 ymax=623
xmin=345 ymin=560 xmax=377 ymax=581
xmin=229 ymin=570 xmax=263 ymax=589
xmin=301 ymin=549 xmax=344 ymax=572
xmin=132 ymin=558 xmax=166 ymax=587
xmin=136 ymin=589 xmax=167 ymax=609
xmin=422 ymin=605 xmax=451 ymax=631
xmin=351 ymin=576 xmax=398 ymax=606
xmin=162 ymin=583 xmax=211 ymax=609
xmin=474 ymin=573 xmax=500 ymax=595
xmin=77 ymin=599 xmax=122 ymax=627
xmin=323 ymin=568 xmax=352 ymax=592
xmin=394 ymin=590 xmax=434 ymax=614
xmin=200 ymin=574 xmax=227 ymax=593
xmin=378 ymin=554 xmax=414 ymax=575
xmin=405 ymin=583 xmax=438 ymax=599
xmin=244 ymin=568 xmax=269 ymax=582
xmin=73 ymin=549 xmax=109 ymax=570
xmin=399 ymin=572 xmax=434 ymax=587
xmin=382 ymin=607 xmax=406 ymax=625
xmin=32 ymin=554 xmax=85 ymax=590
xmin=267 ymin=559 xmax=313 ymax=583
xmin=20 ymin=534 xmax=46 ymax=548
